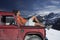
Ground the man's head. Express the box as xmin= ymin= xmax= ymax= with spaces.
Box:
xmin=12 ymin=10 xmax=21 ymax=16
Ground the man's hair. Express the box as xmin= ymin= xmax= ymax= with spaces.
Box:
xmin=12 ymin=10 xmax=19 ymax=15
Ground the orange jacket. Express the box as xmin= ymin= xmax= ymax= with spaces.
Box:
xmin=17 ymin=16 xmax=27 ymax=25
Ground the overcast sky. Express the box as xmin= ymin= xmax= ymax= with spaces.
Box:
xmin=0 ymin=0 xmax=60 ymax=16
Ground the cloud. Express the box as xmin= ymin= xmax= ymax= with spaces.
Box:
xmin=50 ymin=0 xmax=60 ymax=5
xmin=44 ymin=5 xmax=60 ymax=13
xmin=13 ymin=0 xmax=60 ymax=16
xmin=32 ymin=5 xmax=60 ymax=16
xmin=45 ymin=5 xmax=57 ymax=8
xmin=28 ymin=0 xmax=60 ymax=16
xmin=34 ymin=10 xmax=50 ymax=16
xmin=21 ymin=5 xmax=60 ymax=16
xmin=21 ymin=10 xmax=36 ymax=17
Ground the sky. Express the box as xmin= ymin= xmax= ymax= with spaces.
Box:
xmin=0 ymin=0 xmax=60 ymax=16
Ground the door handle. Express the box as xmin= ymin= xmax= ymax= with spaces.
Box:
xmin=20 ymin=29 xmax=24 ymax=32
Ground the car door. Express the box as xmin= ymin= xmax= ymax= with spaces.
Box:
xmin=0 ymin=15 xmax=19 ymax=40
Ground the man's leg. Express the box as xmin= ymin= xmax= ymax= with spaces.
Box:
xmin=30 ymin=16 xmax=40 ymax=23
xmin=30 ymin=16 xmax=45 ymax=27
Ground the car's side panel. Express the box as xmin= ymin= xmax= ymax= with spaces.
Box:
xmin=0 ymin=25 xmax=19 ymax=40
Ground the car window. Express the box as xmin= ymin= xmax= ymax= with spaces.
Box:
xmin=0 ymin=15 xmax=17 ymax=25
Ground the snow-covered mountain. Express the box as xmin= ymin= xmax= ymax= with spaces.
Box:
xmin=45 ymin=13 xmax=60 ymax=40
xmin=44 ymin=12 xmax=60 ymax=30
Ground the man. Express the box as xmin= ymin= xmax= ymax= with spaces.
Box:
xmin=13 ymin=10 xmax=45 ymax=27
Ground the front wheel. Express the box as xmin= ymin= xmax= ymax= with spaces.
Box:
xmin=25 ymin=35 xmax=42 ymax=40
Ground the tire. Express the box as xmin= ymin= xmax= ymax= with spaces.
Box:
xmin=25 ymin=35 xmax=42 ymax=40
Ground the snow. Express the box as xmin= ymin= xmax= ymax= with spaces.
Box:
xmin=46 ymin=29 xmax=60 ymax=40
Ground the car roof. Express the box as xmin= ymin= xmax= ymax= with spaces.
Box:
xmin=0 ymin=11 xmax=14 ymax=16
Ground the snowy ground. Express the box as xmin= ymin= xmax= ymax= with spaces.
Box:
xmin=46 ymin=29 xmax=60 ymax=40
